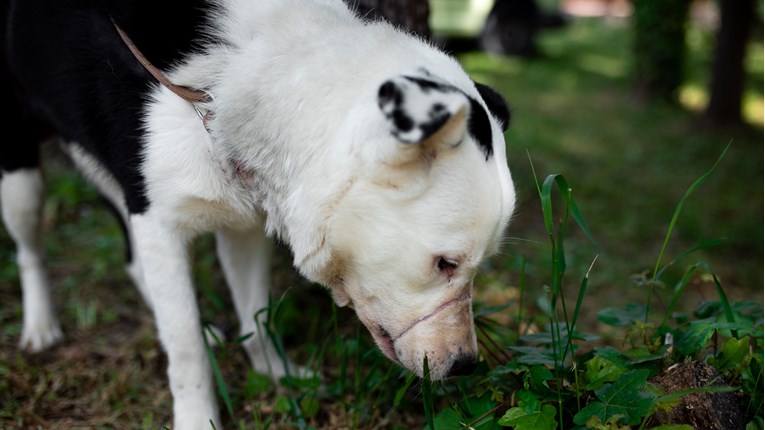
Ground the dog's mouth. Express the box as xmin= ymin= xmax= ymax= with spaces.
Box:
xmin=372 ymin=324 xmax=398 ymax=362
xmin=365 ymin=290 xmax=472 ymax=364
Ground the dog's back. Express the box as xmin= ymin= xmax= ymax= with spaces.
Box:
xmin=2 ymin=0 xmax=213 ymax=212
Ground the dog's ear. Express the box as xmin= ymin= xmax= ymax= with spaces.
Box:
xmin=378 ymin=76 xmax=469 ymax=148
xmin=474 ymin=82 xmax=510 ymax=132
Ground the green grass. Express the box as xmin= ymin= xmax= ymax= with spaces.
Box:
xmin=1 ymin=16 xmax=763 ymax=429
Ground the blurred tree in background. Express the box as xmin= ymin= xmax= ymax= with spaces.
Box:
xmin=705 ymin=0 xmax=757 ymax=125
xmin=632 ymin=0 xmax=692 ymax=101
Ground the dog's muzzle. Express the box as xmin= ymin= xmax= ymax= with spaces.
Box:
xmin=367 ymin=290 xmax=477 ymax=379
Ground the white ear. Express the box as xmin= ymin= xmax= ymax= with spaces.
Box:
xmin=378 ymin=76 xmax=469 ymax=147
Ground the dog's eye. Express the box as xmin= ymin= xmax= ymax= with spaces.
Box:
xmin=436 ymin=256 xmax=459 ymax=277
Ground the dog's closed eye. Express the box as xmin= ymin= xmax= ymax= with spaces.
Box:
xmin=435 ymin=256 xmax=459 ymax=277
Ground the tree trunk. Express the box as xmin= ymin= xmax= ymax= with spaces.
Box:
xmin=345 ymin=0 xmax=431 ymax=39
xmin=632 ymin=0 xmax=692 ymax=102
xmin=704 ymin=0 xmax=755 ymax=125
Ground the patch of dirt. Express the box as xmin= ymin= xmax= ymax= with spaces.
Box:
xmin=650 ymin=360 xmax=746 ymax=430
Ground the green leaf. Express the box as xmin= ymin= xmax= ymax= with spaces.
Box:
xmin=621 ymin=345 xmax=668 ymax=364
xmin=598 ymin=303 xmax=645 ymax=327
xmin=710 ymin=336 xmax=750 ymax=371
xmin=573 ymin=369 xmax=654 ymax=425
xmin=527 ymin=366 xmax=554 ymax=392
xmin=593 ymin=347 xmax=633 ymax=368
xmin=674 ymin=320 xmax=717 ymax=356
xmin=585 ymin=356 xmax=627 ymax=391
xmin=432 ymin=408 xmax=463 ymax=430
xmin=521 ymin=326 xmax=600 ymax=345
xmin=509 ymin=346 xmax=558 ymax=366
xmin=516 ymin=390 xmax=541 ymax=413
xmin=585 ymin=414 xmax=631 ymax=429
xmin=498 ymin=404 xmax=557 ymax=429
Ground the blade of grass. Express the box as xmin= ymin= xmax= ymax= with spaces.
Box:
xmin=660 ymin=264 xmax=699 ymax=328
xmin=203 ymin=325 xmax=236 ymax=422
xmin=647 ymin=142 xmax=731 ymax=323
xmin=394 ymin=372 xmax=418 ymax=408
xmin=655 ymin=237 xmax=726 ymax=280
xmin=422 ymin=356 xmax=435 ymax=430
xmin=540 ymin=173 xmax=598 ymax=245
xmin=710 ymin=271 xmax=738 ymax=338
xmin=517 ymin=256 xmax=527 ymax=342
xmin=562 ymin=255 xmax=598 ymax=362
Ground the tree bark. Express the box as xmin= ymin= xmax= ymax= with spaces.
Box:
xmin=704 ymin=0 xmax=755 ymax=125
xmin=632 ymin=0 xmax=692 ymax=102
xmin=345 ymin=0 xmax=431 ymax=39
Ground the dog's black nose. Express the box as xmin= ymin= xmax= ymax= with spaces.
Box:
xmin=446 ymin=354 xmax=477 ymax=377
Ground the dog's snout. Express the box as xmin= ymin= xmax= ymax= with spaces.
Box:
xmin=446 ymin=353 xmax=477 ymax=377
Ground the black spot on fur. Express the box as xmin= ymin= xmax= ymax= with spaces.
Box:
xmin=468 ymin=96 xmax=494 ymax=160
xmin=392 ymin=110 xmax=414 ymax=132
xmin=378 ymin=80 xmax=401 ymax=106
xmin=475 ymin=82 xmax=511 ymax=131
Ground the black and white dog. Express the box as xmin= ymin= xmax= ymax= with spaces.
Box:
xmin=1 ymin=0 xmax=515 ymax=427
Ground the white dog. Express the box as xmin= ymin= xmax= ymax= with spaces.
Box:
xmin=0 ymin=0 xmax=515 ymax=427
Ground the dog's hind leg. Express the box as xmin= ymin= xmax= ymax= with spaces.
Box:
xmin=216 ymin=227 xmax=312 ymax=380
xmin=1 ymin=167 xmax=63 ymax=351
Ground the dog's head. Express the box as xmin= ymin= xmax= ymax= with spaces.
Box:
xmin=315 ymin=70 xmax=515 ymax=380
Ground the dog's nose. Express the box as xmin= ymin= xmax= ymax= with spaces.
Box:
xmin=446 ymin=353 xmax=477 ymax=377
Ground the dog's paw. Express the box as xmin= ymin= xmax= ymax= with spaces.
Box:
xmin=203 ymin=324 xmax=227 ymax=347
xmin=244 ymin=339 xmax=319 ymax=382
xmin=20 ymin=319 xmax=63 ymax=352
xmin=378 ymin=75 xmax=469 ymax=145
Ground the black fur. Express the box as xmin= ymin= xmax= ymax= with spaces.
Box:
xmin=2 ymin=0 xmax=214 ymax=213
xmin=475 ymin=82 xmax=511 ymax=131
xmin=467 ymin=96 xmax=494 ymax=161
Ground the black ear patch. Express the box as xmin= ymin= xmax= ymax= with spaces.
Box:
xmin=475 ymin=82 xmax=511 ymax=131
xmin=468 ymin=96 xmax=494 ymax=160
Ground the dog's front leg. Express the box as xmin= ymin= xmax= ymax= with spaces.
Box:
xmin=216 ymin=227 xmax=310 ymax=381
xmin=131 ymin=213 xmax=220 ymax=429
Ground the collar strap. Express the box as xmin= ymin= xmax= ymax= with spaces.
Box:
xmin=112 ymin=18 xmax=213 ymax=104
